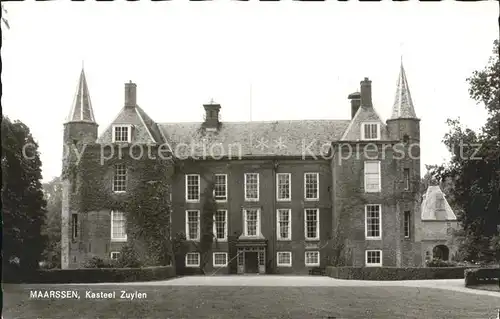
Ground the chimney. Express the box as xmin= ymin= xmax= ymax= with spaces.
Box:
xmin=360 ymin=77 xmax=372 ymax=107
xmin=203 ymin=100 xmax=221 ymax=131
xmin=348 ymin=92 xmax=361 ymax=119
xmin=125 ymin=81 xmax=137 ymax=108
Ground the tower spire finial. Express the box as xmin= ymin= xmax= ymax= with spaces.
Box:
xmin=66 ymin=68 xmax=96 ymax=123
xmin=390 ymin=59 xmax=417 ymax=120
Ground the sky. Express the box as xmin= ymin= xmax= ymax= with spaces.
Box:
xmin=1 ymin=2 xmax=498 ymax=183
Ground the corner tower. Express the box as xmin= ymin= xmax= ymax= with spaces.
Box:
xmin=386 ymin=62 xmax=422 ymax=266
xmin=61 ymin=68 xmax=98 ymax=269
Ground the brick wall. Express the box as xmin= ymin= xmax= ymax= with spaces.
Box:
xmin=172 ymin=158 xmax=332 ymax=273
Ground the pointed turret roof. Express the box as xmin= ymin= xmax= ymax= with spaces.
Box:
xmin=66 ymin=68 xmax=96 ymax=123
xmin=390 ymin=62 xmax=417 ymax=119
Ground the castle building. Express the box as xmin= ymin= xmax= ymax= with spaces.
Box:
xmin=62 ymin=63 xmax=427 ymax=273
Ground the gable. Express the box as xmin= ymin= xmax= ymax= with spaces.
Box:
xmin=97 ymin=107 xmax=158 ymax=144
xmin=340 ymin=106 xmax=389 ymax=141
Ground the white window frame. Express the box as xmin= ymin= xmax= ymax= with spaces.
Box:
xmin=243 ymin=208 xmax=261 ymax=237
xmin=365 ymin=204 xmax=382 ymax=240
xmin=304 ymin=173 xmax=319 ymax=201
xmin=305 ymin=251 xmax=320 ymax=267
xmin=276 ymin=209 xmax=292 ymax=241
xmin=113 ymin=164 xmax=127 ymax=193
xmin=110 ymin=211 xmax=127 ymax=242
xmin=244 ymin=173 xmax=259 ymax=201
xmin=110 ymin=252 xmax=121 ymax=260
xmin=276 ymin=173 xmax=291 ymax=201
xmin=304 ymin=208 xmax=320 ymax=241
xmin=185 ymin=252 xmax=200 ymax=267
xmin=365 ymin=250 xmax=382 ymax=267
xmin=361 ymin=122 xmax=380 ymax=141
xmin=186 ymin=210 xmax=200 ymax=241
xmin=213 ymin=210 xmax=228 ymax=242
xmin=214 ymin=174 xmax=228 ymax=202
xmin=404 ymin=210 xmax=411 ymax=238
xmin=277 ymin=251 xmax=292 ymax=267
xmin=185 ymin=174 xmax=200 ymax=202
xmin=364 ymin=161 xmax=381 ymax=193
xmin=112 ymin=124 xmax=133 ymax=143
xmin=212 ymin=252 xmax=228 ymax=267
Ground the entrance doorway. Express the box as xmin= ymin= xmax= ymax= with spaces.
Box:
xmin=244 ymin=252 xmax=259 ymax=273
xmin=433 ymin=245 xmax=450 ymax=261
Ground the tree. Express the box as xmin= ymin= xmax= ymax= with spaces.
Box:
xmin=2 ymin=116 xmax=47 ymax=272
xmin=41 ymin=176 xmax=62 ymax=268
xmin=431 ymin=40 xmax=500 ymax=262
xmin=1 ymin=4 xmax=10 ymax=30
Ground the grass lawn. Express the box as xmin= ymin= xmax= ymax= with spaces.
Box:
xmin=3 ymin=284 xmax=500 ymax=319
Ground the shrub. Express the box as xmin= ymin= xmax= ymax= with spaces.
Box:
xmin=2 ymin=266 xmax=176 ymax=284
xmin=83 ymin=257 xmax=114 ymax=269
xmin=464 ymin=267 xmax=500 ymax=287
xmin=426 ymin=258 xmax=458 ymax=267
xmin=116 ymin=245 xmax=142 ymax=268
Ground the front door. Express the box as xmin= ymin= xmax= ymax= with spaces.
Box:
xmin=244 ymin=252 xmax=259 ymax=273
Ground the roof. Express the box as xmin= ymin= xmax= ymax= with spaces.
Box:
xmin=421 ymin=186 xmax=457 ymax=221
xmin=390 ymin=62 xmax=418 ymax=120
xmin=158 ymin=120 xmax=350 ymax=158
xmin=136 ymin=106 xmax=165 ymax=144
xmin=66 ymin=68 xmax=96 ymax=123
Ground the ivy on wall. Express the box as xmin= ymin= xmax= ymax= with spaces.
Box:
xmin=63 ymin=144 xmax=175 ymax=267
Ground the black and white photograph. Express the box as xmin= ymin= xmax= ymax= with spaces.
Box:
xmin=1 ymin=1 xmax=499 ymax=318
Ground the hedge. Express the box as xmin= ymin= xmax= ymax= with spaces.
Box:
xmin=3 ymin=266 xmax=176 ymax=284
xmin=325 ymin=266 xmax=468 ymax=280
xmin=464 ymin=268 xmax=500 ymax=287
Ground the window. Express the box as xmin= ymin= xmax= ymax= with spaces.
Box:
xmin=112 ymin=125 xmax=132 ymax=143
xmin=243 ymin=208 xmax=260 ymax=237
xmin=364 ymin=161 xmax=381 ymax=193
xmin=277 ymin=252 xmax=292 ymax=267
xmin=110 ymin=252 xmax=121 ymax=260
xmin=186 ymin=210 xmax=200 ymax=241
xmin=277 ymin=173 xmax=291 ymax=201
xmin=403 ymin=168 xmax=410 ymax=191
xmin=361 ymin=122 xmax=380 ymax=140
xmin=304 ymin=173 xmax=319 ymax=200
xmin=244 ymin=173 xmax=259 ymax=201
xmin=277 ymin=209 xmax=291 ymax=240
xmin=365 ymin=250 xmax=382 ymax=267
xmin=404 ymin=211 xmax=411 ymax=238
xmin=365 ymin=204 xmax=381 ymax=240
xmin=214 ymin=174 xmax=227 ymax=202
xmin=213 ymin=210 xmax=227 ymax=241
xmin=71 ymin=214 xmax=78 ymax=240
xmin=305 ymin=251 xmax=320 ymax=266
xmin=113 ymin=164 xmax=127 ymax=193
xmin=305 ymin=208 xmax=320 ymax=240
xmin=213 ymin=252 xmax=228 ymax=267
xmin=185 ymin=252 xmax=200 ymax=267
xmin=186 ymin=174 xmax=200 ymax=202
xmin=111 ymin=211 xmax=127 ymax=242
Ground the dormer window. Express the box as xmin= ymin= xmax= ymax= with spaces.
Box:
xmin=112 ymin=125 xmax=132 ymax=143
xmin=361 ymin=123 xmax=380 ymax=140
